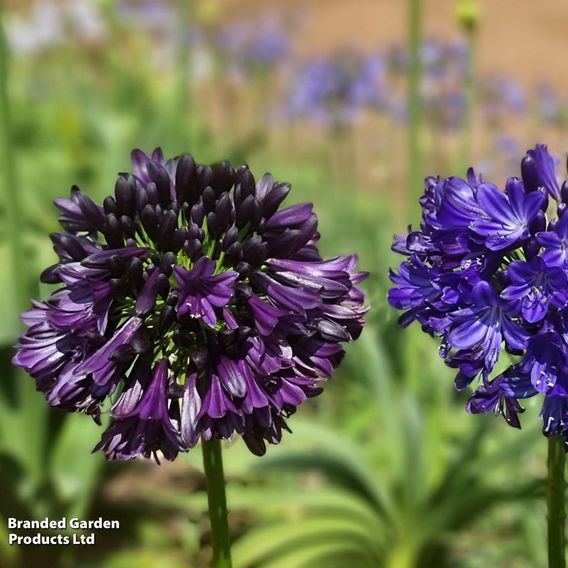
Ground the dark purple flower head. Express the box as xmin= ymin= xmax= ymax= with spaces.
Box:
xmin=13 ymin=149 xmax=368 ymax=461
xmin=388 ymin=143 xmax=568 ymax=450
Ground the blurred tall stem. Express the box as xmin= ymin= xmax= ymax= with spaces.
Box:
xmin=202 ymin=438 xmax=232 ymax=568
xmin=402 ymin=0 xmax=422 ymax=384
xmin=547 ymin=436 xmax=566 ymax=568
xmin=0 ymin=0 xmax=27 ymax=313
xmin=407 ymin=0 xmax=422 ymax=209
xmin=460 ymin=25 xmax=476 ymax=170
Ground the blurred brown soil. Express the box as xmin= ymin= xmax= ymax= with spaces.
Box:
xmin=225 ymin=0 xmax=568 ymax=92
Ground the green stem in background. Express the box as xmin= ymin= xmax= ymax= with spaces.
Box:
xmin=407 ymin=0 xmax=422 ymax=211
xmin=202 ymin=438 xmax=233 ymax=568
xmin=0 ymin=0 xmax=28 ymax=314
xmin=403 ymin=0 xmax=422 ymax=381
xmin=457 ymin=1 xmax=479 ymax=171
xmin=460 ymin=31 xmax=475 ymax=170
xmin=547 ymin=436 xmax=566 ymax=568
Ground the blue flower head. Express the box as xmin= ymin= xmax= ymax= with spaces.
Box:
xmin=389 ymin=143 xmax=568 ymax=449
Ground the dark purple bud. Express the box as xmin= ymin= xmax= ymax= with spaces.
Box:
xmin=521 ymin=153 xmax=539 ymax=192
xmin=141 ymin=204 xmax=159 ymax=240
xmin=222 ymin=226 xmax=239 ymax=249
xmin=187 ymin=222 xmax=201 ymax=240
xmin=236 ymin=195 xmax=261 ymax=228
xmin=103 ymin=196 xmax=119 ymax=215
xmin=317 ymin=319 xmax=351 ymax=342
xmin=127 ymin=257 xmax=144 ymax=284
xmin=197 ymin=165 xmax=213 ymax=191
xmin=50 ymin=233 xmax=85 ymax=261
xmin=236 ymin=261 xmax=251 ymax=277
xmin=262 ymin=182 xmax=291 ymax=218
xmin=130 ymin=332 xmax=151 ymax=354
xmin=191 ymin=202 xmax=204 ymax=226
xmin=225 ymin=242 xmax=242 ymax=264
xmin=76 ymin=190 xmax=105 ymax=230
xmin=207 ymin=212 xmax=223 ymax=237
xmin=202 ymin=186 xmax=217 ymax=213
xmin=40 ymin=264 xmax=61 ymax=284
xmin=135 ymin=269 xmax=161 ymax=316
xmin=183 ymin=239 xmax=202 ymax=259
xmin=103 ymin=214 xmax=124 ymax=249
xmin=529 ymin=210 xmax=546 ymax=234
xmin=120 ymin=215 xmax=136 ymax=237
xmin=158 ymin=305 xmax=175 ymax=333
xmin=147 ymin=161 xmax=172 ymax=205
xmin=159 ymin=252 xmax=176 ymax=275
xmin=242 ymin=235 xmax=269 ymax=267
xmin=136 ymin=183 xmax=149 ymax=212
xmin=157 ymin=273 xmax=170 ymax=298
xmin=523 ymin=238 xmax=540 ymax=260
xmin=146 ymin=182 xmax=159 ymax=205
xmin=215 ymin=193 xmax=234 ymax=225
xmin=175 ymin=154 xmax=196 ymax=205
xmin=561 ymin=180 xmax=568 ymax=205
xmin=115 ymin=176 xmax=137 ymax=217
xmin=211 ymin=161 xmax=234 ymax=194
xmin=266 ymin=228 xmax=301 ymax=257
xmin=171 ymin=227 xmax=187 ymax=251
xmin=157 ymin=210 xmax=178 ymax=250
xmin=234 ymin=167 xmax=255 ymax=206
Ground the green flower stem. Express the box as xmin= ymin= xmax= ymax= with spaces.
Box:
xmin=460 ymin=27 xmax=476 ymax=171
xmin=202 ymin=438 xmax=233 ymax=568
xmin=407 ymin=0 xmax=422 ymax=211
xmin=548 ymin=436 xmax=566 ymax=568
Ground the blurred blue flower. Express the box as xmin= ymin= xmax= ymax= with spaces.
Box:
xmin=281 ymin=51 xmax=388 ymax=126
xmin=389 ymin=143 xmax=568 ymax=450
xmin=479 ymin=75 xmax=527 ymax=121
xmin=386 ymin=39 xmax=469 ymax=130
xmin=216 ymin=18 xmax=290 ymax=77
xmin=537 ymin=83 xmax=564 ymax=125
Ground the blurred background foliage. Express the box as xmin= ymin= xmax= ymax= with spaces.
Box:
xmin=0 ymin=0 xmax=566 ymax=566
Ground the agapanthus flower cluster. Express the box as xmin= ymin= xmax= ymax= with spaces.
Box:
xmin=281 ymin=52 xmax=388 ymax=126
xmin=216 ymin=18 xmax=290 ymax=77
xmin=388 ymin=144 xmax=568 ymax=448
xmin=13 ymin=149 xmax=368 ymax=462
xmin=478 ymin=75 xmax=527 ymax=123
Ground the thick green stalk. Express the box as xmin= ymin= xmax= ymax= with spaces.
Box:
xmin=460 ymin=29 xmax=476 ymax=171
xmin=407 ymin=0 xmax=422 ymax=209
xmin=202 ymin=438 xmax=232 ymax=568
xmin=548 ymin=436 xmax=566 ymax=568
